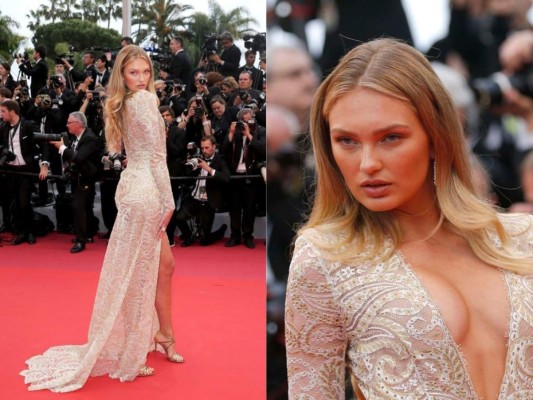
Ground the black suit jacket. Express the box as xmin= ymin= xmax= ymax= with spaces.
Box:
xmin=168 ymin=50 xmax=192 ymax=85
xmin=222 ymin=125 xmax=266 ymax=174
xmin=0 ymin=118 xmax=45 ymax=169
xmin=19 ymin=59 xmax=49 ymax=97
xmin=220 ymin=45 xmax=241 ymax=79
xmin=237 ymin=66 xmax=264 ymax=91
xmin=70 ymin=64 xmax=98 ymax=90
xmin=62 ymin=128 xmax=100 ymax=184
xmin=187 ymin=153 xmax=230 ymax=210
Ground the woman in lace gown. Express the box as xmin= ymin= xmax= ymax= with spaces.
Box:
xmin=21 ymin=45 xmax=183 ymax=392
xmin=285 ymin=39 xmax=533 ymax=399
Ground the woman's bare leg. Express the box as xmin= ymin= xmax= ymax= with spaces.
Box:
xmin=154 ymin=236 xmax=180 ymax=358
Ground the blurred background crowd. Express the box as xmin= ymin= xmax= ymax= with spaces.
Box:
xmin=266 ymin=0 xmax=533 ymax=398
xmin=0 ymin=0 xmax=267 ymax=251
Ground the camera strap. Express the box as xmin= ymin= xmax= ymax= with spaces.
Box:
xmin=9 ymin=120 xmax=21 ymax=152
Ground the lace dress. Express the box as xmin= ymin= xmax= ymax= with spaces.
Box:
xmin=285 ymin=214 xmax=533 ymax=399
xmin=20 ymin=90 xmax=175 ymax=392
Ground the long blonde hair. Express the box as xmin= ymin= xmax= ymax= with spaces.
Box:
xmin=104 ymin=45 xmax=157 ymax=153
xmin=303 ymin=38 xmax=533 ymax=274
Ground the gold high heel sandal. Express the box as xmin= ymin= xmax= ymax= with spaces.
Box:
xmin=154 ymin=332 xmax=185 ymax=363
xmin=138 ymin=365 xmax=155 ymax=377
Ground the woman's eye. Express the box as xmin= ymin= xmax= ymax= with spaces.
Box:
xmin=383 ymin=134 xmax=401 ymax=142
xmin=338 ymin=137 xmax=356 ymax=145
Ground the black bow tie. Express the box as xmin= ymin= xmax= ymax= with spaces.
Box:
xmin=96 ymin=73 xmax=103 ymax=77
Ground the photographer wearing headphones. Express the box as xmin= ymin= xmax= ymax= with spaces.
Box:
xmin=51 ymin=112 xmax=100 ymax=253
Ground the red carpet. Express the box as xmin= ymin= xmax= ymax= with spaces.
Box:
xmin=0 ymin=232 xmax=266 ymax=399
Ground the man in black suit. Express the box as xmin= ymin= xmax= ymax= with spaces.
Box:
xmin=52 ymin=112 xmax=100 ymax=253
xmin=17 ymin=45 xmax=49 ymax=97
xmin=209 ymin=31 xmax=241 ymax=79
xmin=238 ymin=50 xmax=264 ymax=91
xmin=0 ymin=100 xmax=50 ymax=245
xmin=176 ymin=136 xmax=230 ymax=247
xmin=63 ymin=51 xmax=98 ymax=90
xmin=222 ymin=108 xmax=266 ymax=249
xmin=94 ymin=55 xmax=111 ymax=87
xmin=159 ymin=36 xmax=192 ymax=87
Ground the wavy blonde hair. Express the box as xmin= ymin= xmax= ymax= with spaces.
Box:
xmin=104 ymin=45 xmax=157 ymax=153
xmin=302 ymin=38 xmax=532 ymax=274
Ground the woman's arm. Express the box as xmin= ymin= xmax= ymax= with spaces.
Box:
xmin=285 ymin=235 xmax=348 ymax=399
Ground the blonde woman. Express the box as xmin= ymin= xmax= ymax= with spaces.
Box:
xmin=285 ymin=39 xmax=533 ymax=399
xmin=21 ymin=45 xmax=183 ymax=393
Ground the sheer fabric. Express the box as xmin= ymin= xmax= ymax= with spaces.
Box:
xmin=21 ymin=90 xmax=175 ymax=392
xmin=286 ymin=214 xmax=533 ymax=399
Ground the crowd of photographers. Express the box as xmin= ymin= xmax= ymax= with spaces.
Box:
xmin=0 ymin=32 xmax=267 ymax=252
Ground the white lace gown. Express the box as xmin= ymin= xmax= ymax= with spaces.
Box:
xmin=285 ymin=214 xmax=533 ymax=399
xmin=20 ymin=90 xmax=175 ymax=392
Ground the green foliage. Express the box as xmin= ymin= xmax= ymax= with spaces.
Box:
xmin=32 ymin=20 xmax=122 ymax=59
xmin=0 ymin=11 xmax=24 ymax=62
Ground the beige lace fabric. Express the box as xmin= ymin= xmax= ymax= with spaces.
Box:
xmin=286 ymin=214 xmax=533 ymax=399
xmin=20 ymin=90 xmax=175 ymax=392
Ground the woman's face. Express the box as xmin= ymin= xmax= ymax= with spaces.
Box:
xmin=0 ymin=65 xmax=7 ymax=76
xmin=329 ymin=87 xmax=434 ymax=214
xmin=123 ymin=58 xmax=151 ymax=92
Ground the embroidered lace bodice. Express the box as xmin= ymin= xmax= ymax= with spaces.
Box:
xmin=20 ymin=90 xmax=174 ymax=392
xmin=285 ymin=214 xmax=533 ymax=399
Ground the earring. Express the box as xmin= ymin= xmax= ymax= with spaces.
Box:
xmin=433 ymin=160 xmax=437 ymax=186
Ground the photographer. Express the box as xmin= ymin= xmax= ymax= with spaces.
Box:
xmin=238 ymin=50 xmax=264 ymax=91
xmin=62 ymin=51 xmax=97 ymax=91
xmin=11 ymin=82 xmax=32 ymax=117
xmin=16 ymin=45 xmax=48 ymax=97
xmin=94 ymin=55 xmax=110 ymax=87
xmin=159 ymin=36 xmax=192 ymax=87
xmin=0 ymin=100 xmax=49 ymax=245
xmin=222 ymin=107 xmax=266 ymax=249
xmin=209 ymin=94 xmax=237 ymax=145
xmin=160 ymin=105 xmax=187 ymax=246
xmin=176 ymin=96 xmax=213 ymax=145
xmin=0 ymin=62 xmax=17 ymax=93
xmin=208 ymin=31 xmax=241 ymax=79
xmin=168 ymin=80 xmax=188 ymax=117
xmin=51 ymin=112 xmax=100 ymax=253
xmin=175 ymin=136 xmax=229 ymax=247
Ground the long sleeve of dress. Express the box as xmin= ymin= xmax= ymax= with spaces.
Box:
xmin=128 ymin=90 xmax=174 ymax=216
xmin=285 ymin=233 xmax=348 ymax=400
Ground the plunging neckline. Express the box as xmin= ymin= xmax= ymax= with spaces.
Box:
xmin=394 ymin=250 xmax=512 ymax=400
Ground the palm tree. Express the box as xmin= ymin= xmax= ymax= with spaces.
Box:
xmin=101 ymin=0 xmax=122 ymax=30
xmin=0 ymin=11 xmax=23 ymax=62
xmin=26 ymin=9 xmax=43 ymax=32
xmin=38 ymin=0 xmax=62 ymax=23
xmin=186 ymin=0 xmax=258 ymax=64
xmin=132 ymin=0 xmax=192 ymax=48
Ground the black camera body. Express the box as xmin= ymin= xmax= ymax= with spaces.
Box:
xmin=471 ymin=66 xmax=533 ymax=108
xmin=50 ymin=75 xmax=62 ymax=88
xmin=108 ymin=153 xmax=125 ymax=173
xmin=243 ymin=32 xmax=266 ymax=60
xmin=0 ymin=145 xmax=16 ymax=167
xmin=184 ymin=142 xmax=204 ymax=170
xmin=202 ymin=33 xmax=219 ymax=57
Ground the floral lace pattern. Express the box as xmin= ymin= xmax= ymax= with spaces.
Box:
xmin=20 ymin=90 xmax=175 ymax=392
xmin=286 ymin=214 xmax=533 ymax=399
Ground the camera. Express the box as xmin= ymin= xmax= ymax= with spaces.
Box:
xmin=0 ymin=145 xmax=16 ymax=167
xmin=184 ymin=142 xmax=204 ymax=170
xmin=163 ymin=80 xmax=174 ymax=95
xmin=243 ymin=32 xmax=266 ymax=60
xmin=33 ymin=132 xmax=69 ymax=143
xmin=108 ymin=153 xmax=125 ymax=173
xmin=239 ymin=90 xmax=250 ymax=102
xmin=19 ymin=87 xmax=29 ymax=97
xmin=50 ymin=75 xmax=62 ymax=88
xmin=471 ymin=66 xmax=533 ymax=108
xmin=198 ymin=77 xmax=208 ymax=86
xmin=13 ymin=52 xmax=30 ymax=63
xmin=202 ymin=33 xmax=219 ymax=58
